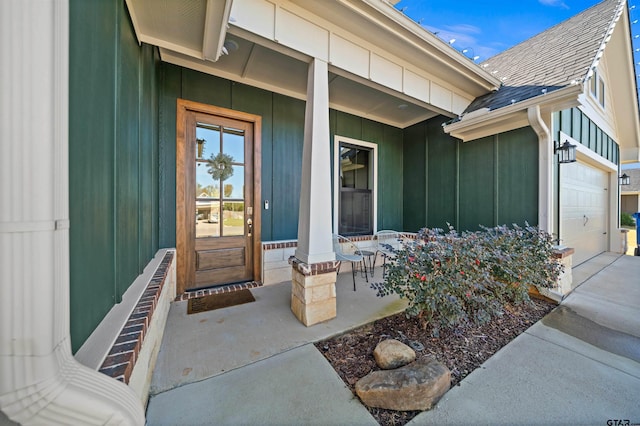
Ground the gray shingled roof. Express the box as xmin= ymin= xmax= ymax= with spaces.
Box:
xmin=464 ymin=0 xmax=625 ymax=114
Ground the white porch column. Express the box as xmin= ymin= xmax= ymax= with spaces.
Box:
xmin=295 ymin=59 xmax=335 ymax=264
xmin=0 ymin=1 xmax=144 ymax=424
xmin=528 ymin=105 xmax=553 ymax=233
xmin=290 ymin=59 xmax=338 ymax=326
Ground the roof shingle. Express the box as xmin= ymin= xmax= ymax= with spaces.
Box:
xmin=464 ymin=0 xmax=625 ymax=114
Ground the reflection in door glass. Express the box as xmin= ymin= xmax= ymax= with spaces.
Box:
xmin=222 ymin=201 xmax=245 ymax=236
xmin=195 ymin=122 xmax=245 ymax=238
xmin=223 ymin=128 xmax=245 ymax=163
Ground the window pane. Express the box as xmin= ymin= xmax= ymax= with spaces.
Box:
xmin=223 ymin=165 xmax=244 ymax=199
xmin=223 ymin=127 xmax=245 ymax=163
xmin=339 ymin=142 xmax=373 ymax=236
xmin=222 ymin=201 xmax=244 ymax=236
xmin=195 ymin=200 xmax=220 ymax=238
xmin=340 ymin=190 xmax=372 ymax=235
xmin=340 ymin=146 xmax=369 ymax=189
xmin=196 ymin=161 xmax=220 ymax=198
xmin=196 ymin=123 xmax=220 ymax=160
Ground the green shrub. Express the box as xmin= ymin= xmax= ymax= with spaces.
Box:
xmin=371 ymin=224 xmax=563 ymax=336
xmin=621 ymin=212 xmax=635 ymax=227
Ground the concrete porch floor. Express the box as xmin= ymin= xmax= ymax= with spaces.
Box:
xmin=149 ymin=268 xmax=407 ymax=396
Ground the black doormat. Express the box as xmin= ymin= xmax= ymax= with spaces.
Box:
xmin=187 ymin=289 xmax=255 ymax=315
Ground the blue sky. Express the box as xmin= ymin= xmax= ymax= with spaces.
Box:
xmin=395 ymin=0 xmax=608 ymax=62
xmin=395 ymin=0 xmax=640 ymax=168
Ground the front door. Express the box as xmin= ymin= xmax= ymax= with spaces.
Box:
xmin=176 ymin=100 xmax=261 ymax=294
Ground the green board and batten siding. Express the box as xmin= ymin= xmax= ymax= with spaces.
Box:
xmin=555 ymin=107 xmax=619 ymax=164
xmin=402 ymin=118 xmax=539 ymax=232
xmin=69 ymin=0 xmax=160 ymax=352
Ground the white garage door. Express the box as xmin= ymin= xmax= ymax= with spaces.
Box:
xmin=560 ymin=161 xmax=608 ymax=266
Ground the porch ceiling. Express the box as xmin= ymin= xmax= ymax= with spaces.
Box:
xmin=125 ymin=0 xmax=491 ymax=128
xmin=159 ymin=32 xmax=442 ymax=128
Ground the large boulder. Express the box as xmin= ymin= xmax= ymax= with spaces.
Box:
xmin=373 ymin=339 xmax=416 ymax=369
xmin=355 ymin=357 xmax=451 ymax=411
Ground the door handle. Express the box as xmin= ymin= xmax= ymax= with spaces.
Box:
xmin=583 ymin=215 xmax=589 ymax=226
xmin=247 ymin=218 xmax=253 ymax=237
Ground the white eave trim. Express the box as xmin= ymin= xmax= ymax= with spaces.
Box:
xmin=202 ymin=0 xmax=234 ymax=61
xmin=341 ymin=0 xmax=502 ymax=93
xmin=444 ymin=85 xmax=582 ymax=142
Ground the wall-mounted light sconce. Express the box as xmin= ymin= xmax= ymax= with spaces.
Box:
xmin=554 ymin=140 xmax=577 ymax=164
xmin=619 ymin=173 xmax=631 ymax=185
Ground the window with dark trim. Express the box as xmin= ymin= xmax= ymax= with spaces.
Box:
xmin=339 ymin=143 xmax=372 ymax=236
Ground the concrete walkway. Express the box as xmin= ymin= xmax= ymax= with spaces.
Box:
xmin=146 ymin=253 xmax=640 ymax=425
xmin=410 ymin=253 xmax=640 ymax=425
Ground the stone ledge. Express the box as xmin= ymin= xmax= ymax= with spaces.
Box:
xmin=553 ymin=247 xmax=575 ymax=259
xmin=289 ymin=256 xmax=339 ymax=276
xmin=98 ymin=251 xmax=173 ymax=384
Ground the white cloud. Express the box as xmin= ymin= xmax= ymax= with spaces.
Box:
xmin=539 ymin=0 xmax=569 ymax=9
xmin=423 ymin=23 xmax=497 ymax=60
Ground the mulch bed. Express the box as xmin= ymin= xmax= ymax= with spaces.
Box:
xmin=315 ymin=298 xmax=556 ymax=426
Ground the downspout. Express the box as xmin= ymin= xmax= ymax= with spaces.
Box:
xmin=0 ymin=1 xmax=144 ymax=424
xmin=527 ymin=105 xmax=553 ymax=234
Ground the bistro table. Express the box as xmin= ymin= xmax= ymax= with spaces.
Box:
xmin=355 ymin=249 xmax=375 ymax=279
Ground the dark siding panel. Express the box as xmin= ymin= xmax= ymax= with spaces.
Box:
xmin=272 ymin=95 xmax=305 ymax=240
xmin=140 ymin=44 xmax=160 ymax=262
xmin=426 ymin=117 xmax=457 ymax=230
xmin=158 ymin=64 xmax=181 ymax=248
xmin=572 ymin=109 xmax=582 ymax=141
xmin=116 ymin=2 xmax=141 ymax=299
xmin=69 ymin=0 xmax=160 ymax=351
xmin=379 ymin=125 xmax=403 ymax=231
xmin=560 ymin=109 xmax=572 ymax=136
xmin=69 ymin=0 xmax=117 ymax=352
xmin=402 ymin=123 xmax=426 ymax=232
xmin=335 ymin=111 xmax=362 ymax=140
xmin=232 ymin=84 xmax=274 ymax=241
xmin=459 ymin=136 xmax=495 ymax=231
xmin=581 ymin=116 xmax=589 ymax=150
xmin=497 ymin=128 xmax=538 ymax=226
xmin=181 ymin=69 xmax=232 ymax=108
xmin=558 ymin=108 xmax=619 ymax=164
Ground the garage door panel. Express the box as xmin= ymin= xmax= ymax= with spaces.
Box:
xmin=560 ymin=162 xmax=608 ymax=266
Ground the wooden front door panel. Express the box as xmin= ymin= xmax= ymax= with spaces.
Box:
xmin=176 ymin=100 xmax=262 ymax=294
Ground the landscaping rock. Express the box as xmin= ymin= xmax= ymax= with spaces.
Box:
xmin=373 ymin=339 xmax=416 ymax=369
xmin=355 ymin=357 xmax=451 ymax=411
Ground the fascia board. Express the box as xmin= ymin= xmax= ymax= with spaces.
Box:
xmin=444 ymin=85 xmax=582 ymax=142
xmin=339 ymin=0 xmax=501 ymax=92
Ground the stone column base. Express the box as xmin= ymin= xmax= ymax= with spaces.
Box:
xmin=535 ymin=247 xmax=575 ymax=302
xmin=289 ymin=257 xmax=339 ymax=326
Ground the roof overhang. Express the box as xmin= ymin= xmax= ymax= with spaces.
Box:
xmin=608 ymin=5 xmax=640 ymax=163
xmin=124 ymin=0 xmax=501 ymax=129
xmin=444 ymin=85 xmax=582 ymax=142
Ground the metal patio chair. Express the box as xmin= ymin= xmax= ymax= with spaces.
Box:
xmin=373 ymin=230 xmax=401 ymax=277
xmin=333 ymin=234 xmax=367 ymax=291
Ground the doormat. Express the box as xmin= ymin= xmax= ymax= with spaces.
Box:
xmin=187 ymin=289 xmax=255 ymax=315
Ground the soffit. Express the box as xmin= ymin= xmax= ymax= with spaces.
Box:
xmin=602 ymin=9 xmax=640 ymax=161
xmin=160 ymin=33 xmax=440 ymax=128
xmin=126 ymin=0 xmax=501 ymax=129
